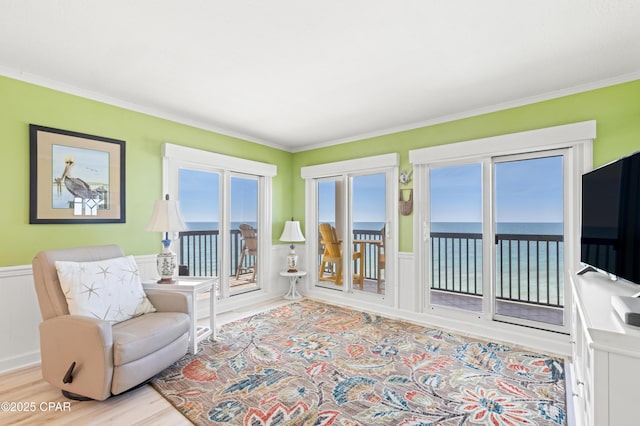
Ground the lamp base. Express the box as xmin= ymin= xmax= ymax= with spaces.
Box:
xmin=286 ymin=251 xmax=298 ymax=274
xmin=157 ymin=240 xmax=178 ymax=284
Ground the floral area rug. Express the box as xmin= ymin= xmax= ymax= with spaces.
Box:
xmin=151 ymin=300 xmax=566 ymax=425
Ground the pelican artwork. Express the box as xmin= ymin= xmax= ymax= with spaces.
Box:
xmin=60 ymin=156 xmax=99 ymax=199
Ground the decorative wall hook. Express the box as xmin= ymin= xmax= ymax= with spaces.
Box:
xmin=399 ymin=169 xmax=413 ymax=185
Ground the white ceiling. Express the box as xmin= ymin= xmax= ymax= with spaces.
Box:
xmin=1 ymin=1 xmax=640 ymax=152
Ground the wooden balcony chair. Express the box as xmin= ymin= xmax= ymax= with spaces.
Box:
xmin=318 ymin=223 xmax=364 ymax=287
xmin=236 ymin=224 xmax=257 ymax=282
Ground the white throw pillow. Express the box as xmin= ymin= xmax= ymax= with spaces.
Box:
xmin=56 ymin=255 xmax=156 ymax=324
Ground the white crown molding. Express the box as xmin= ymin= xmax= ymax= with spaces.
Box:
xmin=0 ymin=66 xmax=288 ymax=152
xmin=2 ymin=65 xmax=638 ymax=154
xmin=292 ymin=71 xmax=640 ymax=153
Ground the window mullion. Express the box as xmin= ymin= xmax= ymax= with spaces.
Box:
xmin=482 ymin=157 xmax=494 ymax=319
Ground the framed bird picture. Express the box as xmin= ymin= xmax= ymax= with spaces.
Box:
xmin=29 ymin=124 xmax=126 ymax=224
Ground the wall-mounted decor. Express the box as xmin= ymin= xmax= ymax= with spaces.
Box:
xmin=399 ymin=169 xmax=413 ymax=185
xmin=399 ymin=189 xmax=413 ymax=216
xmin=399 ymin=169 xmax=413 ymax=216
xmin=29 ymin=124 xmax=126 ymax=224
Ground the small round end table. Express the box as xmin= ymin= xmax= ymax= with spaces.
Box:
xmin=280 ymin=270 xmax=306 ymax=300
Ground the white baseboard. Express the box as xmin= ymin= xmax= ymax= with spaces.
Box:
xmin=0 ymin=351 xmax=40 ymax=374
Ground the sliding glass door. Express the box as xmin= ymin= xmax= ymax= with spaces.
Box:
xmin=423 ymin=151 xmax=569 ymax=331
xmin=305 ymin=154 xmax=398 ymax=302
xmin=493 ymin=153 xmax=565 ymax=327
xmin=177 ymin=168 xmax=264 ymax=298
xmin=428 ymin=163 xmax=483 ymax=313
xmin=315 ymin=173 xmax=390 ymax=296
xmin=229 ymin=175 xmax=259 ymax=295
xmin=317 ymin=177 xmax=344 ymax=290
xmin=351 ymin=173 xmax=387 ymax=296
xmin=178 ymin=168 xmax=220 ymax=280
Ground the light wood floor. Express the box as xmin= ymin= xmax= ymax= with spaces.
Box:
xmin=0 ymin=366 xmax=190 ymax=426
xmin=0 ymin=299 xmax=289 ymax=426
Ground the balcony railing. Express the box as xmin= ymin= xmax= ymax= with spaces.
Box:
xmin=353 ymin=229 xmax=384 ymax=280
xmin=431 ymin=232 xmax=564 ymax=308
xmin=431 ymin=232 xmax=483 ymax=297
xmin=178 ymin=228 xmax=563 ymax=308
xmin=178 ymin=229 xmax=254 ymax=277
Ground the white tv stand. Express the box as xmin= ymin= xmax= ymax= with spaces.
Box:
xmin=571 ymin=271 xmax=640 ymax=426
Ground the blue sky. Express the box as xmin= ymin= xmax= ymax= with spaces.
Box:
xmin=178 ymin=169 xmax=219 ymax=222
xmin=430 ymin=163 xmax=483 ymax=223
xmin=494 ymin=156 xmax=563 ymax=223
xmin=178 ymin=156 xmax=562 ymax=225
xmin=430 ymin=156 xmax=563 ymax=223
xmin=318 ymin=174 xmax=387 ymax=223
xmin=178 ymin=170 xmax=257 ymax=223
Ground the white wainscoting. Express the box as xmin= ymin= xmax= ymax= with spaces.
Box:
xmin=0 ymin=265 xmax=42 ymax=373
xmin=397 ymin=252 xmax=418 ymax=312
xmin=0 ymin=246 xmax=293 ymax=374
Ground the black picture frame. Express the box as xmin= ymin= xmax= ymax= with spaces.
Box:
xmin=29 ymin=124 xmax=126 ymax=224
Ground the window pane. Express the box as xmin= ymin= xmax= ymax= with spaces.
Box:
xmin=429 ymin=164 xmax=483 ymax=312
xmin=230 ymin=175 xmax=259 ymax=294
xmin=494 ymin=156 xmax=564 ymax=325
xmin=352 ymin=173 xmax=386 ymax=295
xmin=317 ymin=178 xmax=343 ymax=290
xmin=178 ymin=169 xmax=220 ymax=278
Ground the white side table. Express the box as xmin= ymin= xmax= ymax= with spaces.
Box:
xmin=142 ymin=278 xmax=216 ymax=354
xmin=280 ymin=270 xmax=306 ymax=300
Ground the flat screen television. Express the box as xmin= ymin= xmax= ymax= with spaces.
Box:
xmin=581 ymin=151 xmax=640 ymax=283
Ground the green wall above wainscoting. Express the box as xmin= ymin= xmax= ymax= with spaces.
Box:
xmin=292 ymin=79 xmax=640 ymax=252
xmin=0 ymin=76 xmax=292 ymax=266
xmin=1 ymin=74 xmax=639 ymax=266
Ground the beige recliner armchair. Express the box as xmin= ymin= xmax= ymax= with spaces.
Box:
xmin=32 ymin=244 xmax=191 ymax=401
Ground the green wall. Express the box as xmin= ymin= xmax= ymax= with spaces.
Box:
xmin=292 ymin=79 xmax=640 ymax=252
xmin=0 ymin=76 xmax=292 ymax=267
xmin=2 ymin=75 xmax=638 ymax=266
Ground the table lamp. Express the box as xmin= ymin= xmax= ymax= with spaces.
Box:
xmin=279 ymin=218 xmax=305 ymax=272
xmin=145 ymin=194 xmax=187 ymax=283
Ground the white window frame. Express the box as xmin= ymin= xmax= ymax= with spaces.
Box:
xmin=410 ymin=121 xmax=595 ymax=333
xmin=162 ymin=143 xmax=276 ymax=300
xmin=302 ymin=153 xmax=399 ymax=307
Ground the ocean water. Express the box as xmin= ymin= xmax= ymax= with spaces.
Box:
xmin=185 ymin=221 xmax=388 ymax=232
xmin=316 ymin=221 xmax=386 ymax=231
xmin=185 ymin=221 xmax=257 ymax=231
xmin=186 ymin=221 xmax=563 ymax=234
xmin=430 ymin=222 xmax=564 ymax=306
xmin=431 ymin=221 xmax=563 ymax=235
xmin=179 ymin=221 xmax=564 ymax=306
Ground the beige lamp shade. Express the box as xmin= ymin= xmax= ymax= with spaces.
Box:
xmin=145 ymin=194 xmax=187 ymax=233
xmin=279 ymin=220 xmax=305 ymax=242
